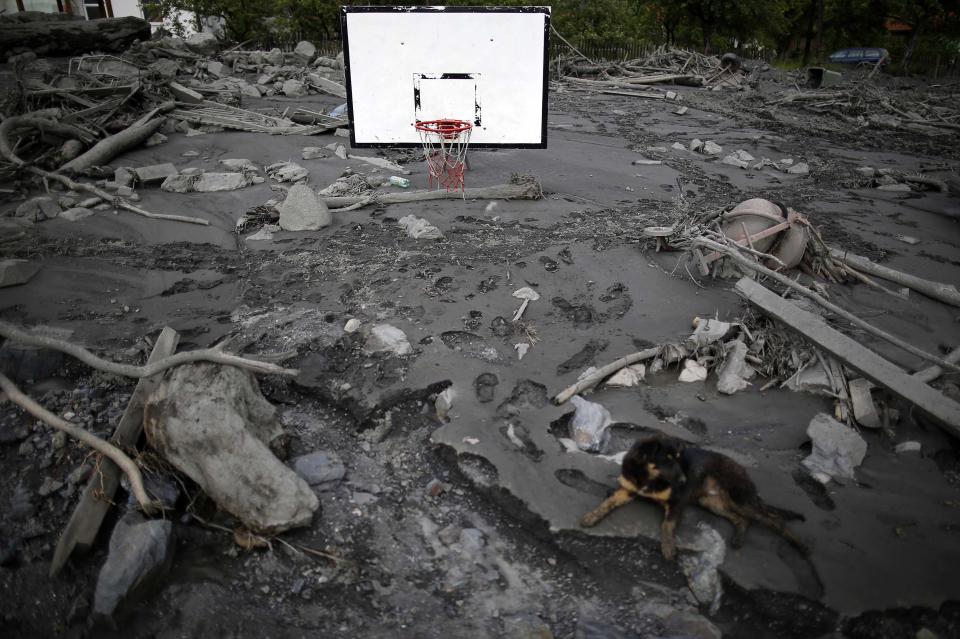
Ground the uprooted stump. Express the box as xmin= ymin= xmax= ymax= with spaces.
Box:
xmin=144 ymin=363 xmax=319 ymax=534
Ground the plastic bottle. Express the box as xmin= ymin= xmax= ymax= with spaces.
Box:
xmin=389 ymin=176 xmax=410 ymax=188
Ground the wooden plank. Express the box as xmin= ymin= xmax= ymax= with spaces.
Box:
xmin=50 ymin=327 xmax=179 ymax=576
xmin=735 ymin=277 xmax=960 ymax=437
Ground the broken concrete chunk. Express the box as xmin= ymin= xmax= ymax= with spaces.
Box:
xmin=398 ymin=214 xmax=443 ymax=240
xmin=364 ymin=324 xmax=412 ymax=356
xmin=267 ymin=161 xmax=309 ymax=183
xmin=93 ymin=511 xmax=173 ymax=625
xmin=194 ymin=172 xmax=251 ymax=192
xmin=0 ymin=259 xmax=41 ymax=288
xmin=144 ymin=363 xmax=319 ymax=533
xmin=848 ymin=378 xmax=880 ymax=429
xmin=185 ymin=31 xmax=219 ymax=56
xmin=305 ymin=73 xmax=347 ymax=98
xmin=168 ymin=81 xmax=203 ymax=104
xmin=278 ymin=183 xmax=331 ymax=231
xmin=133 ymin=163 xmax=178 ymax=185
xmin=801 ymin=412 xmax=867 ymax=481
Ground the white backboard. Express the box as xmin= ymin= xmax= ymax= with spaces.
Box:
xmin=342 ymin=6 xmax=550 ymax=148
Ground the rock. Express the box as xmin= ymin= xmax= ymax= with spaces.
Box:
xmin=267 ymin=161 xmax=309 ymax=183
xmin=301 ymin=147 xmax=328 ymax=160
xmin=16 ymin=196 xmax=60 ymax=221
xmin=194 ymin=172 xmax=251 ymax=192
xmin=282 ymin=79 xmax=307 ymax=97
xmin=0 ymin=259 xmax=41 ymax=287
xmin=218 ymin=158 xmax=259 ymax=173
xmin=895 ymin=441 xmax=921 ymax=454
xmin=334 ymin=144 xmax=348 ymax=160
xmin=144 ymin=363 xmax=319 ymax=533
xmin=364 ymin=324 xmax=412 ymax=356
xmin=662 ymin=610 xmax=723 ymax=639
xmin=722 ymin=154 xmax=750 ymax=169
xmin=133 ymin=163 xmax=177 ymax=185
xmin=671 ymin=142 xmax=686 ymax=151
xmin=147 ymin=58 xmax=180 ymax=78
xmin=93 ymin=511 xmax=173 ymax=625
xmin=437 ymin=523 xmax=461 ymax=545
xmin=145 ymin=132 xmax=167 ymax=148
xmin=266 ymin=48 xmax=284 ymax=66
xmin=114 ymin=167 xmax=135 ymax=187
xmin=206 ymin=60 xmax=227 ymax=77
xmin=185 ymin=31 xmax=219 ymax=56
xmin=801 ymin=412 xmax=867 ymax=480
xmin=877 ymin=183 xmax=912 ymax=192
xmin=38 ymin=476 xmax=64 ymax=497
xmin=678 ymin=359 xmax=708 ymax=382
xmin=679 ymin=522 xmax=726 ymax=614
xmin=702 ymin=140 xmax=723 ymax=155
xmin=425 ymin=478 xmax=445 ymax=497
xmin=573 ymin=618 xmax=636 ymax=639
xmin=344 ymin=318 xmax=361 ymax=333
xmin=398 ymin=214 xmax=444 ymax=240
xmin=734 ymin=149 xmax=755 ymax=162
xmin=786 ymin=162 xmax=810 ymax=175
xmin=246 ymin=225 xmax=279 ymax=241
xmin=855 ymin=166 xmax=876 ymax=177
xmin=160 ymin=174 xmax=196 ymax=193
xmin=291 ymin=450 xmax=345 ymax=487
xmin=686 ymin=317 xmax=733 ymax=348
xmin=278 ymin=183 xmax=331 ymax=231
xmin=293 ymin=40 xmax=316 ymax=64
xmin=689 ymin=138 xmax=704 ymax=152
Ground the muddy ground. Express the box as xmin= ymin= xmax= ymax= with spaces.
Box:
xmin=1 ymin=64 xmax=960 ymax=639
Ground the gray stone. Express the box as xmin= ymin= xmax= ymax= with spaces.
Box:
xmin=114 ymin=167 xmax=135 ymax=187
xmin=301 ymin=146 xmax=328 ymax=160
xmin=662 ymin=610 xmax=722 ymax=639
xmin=38 ymin=476 xmax=64 ymax=497
xmin=218 ymin=158 xmax=258 ymax=173
xmin=206 ymin=60 xmax=227 ymax=77
xmin=679 ymin=522 xmax=726 ymax=614
xmin=801 ymin=412 xmax=867 ymax=480
xmin=293 ymin=40 xmax=316 ymax=64
xmin=573 ymin=618 xmax=636 ymax=639
xmin=145 ymin=132 xmax=167 ymax=148
xmin=877 ymin=183 xmax=912 ymax=192
xmin=147 ymin=58 xmax=181 ymax=79
xmin=397 ymin=214 xmax=443 ymax=240
xmin=702 ymin=140 xmax=723 ymax=155
xmin=438 ymin=524 xmax=461 ymax=546
xmin=786 ymin=162 xmax=810 ymax=175
xmin=267 ymin=161 xmax=309 ymax=183
xmin=144 ymin=363 xmax=319 ymax=533
xmin=246 ymin=225 xmax=280 ymax=241
xmin=504 ymin=613 xmax=554 ymax=639
xmin=266 ymin=48 xmax=284 ymax=66
xmin=291 ymin=450 xmax=345 ymax=487
xmin=15 ymin=196 xmax=59 ymax=221
xmin=278 ymin=183 xmax=330 ymax=231
xmin=134 ymin=163 xmax=178 ymax=185
xmin=93 ymin=511 xmax=173 ymax=624
xmin=363 ymin=324 xmax=412 ymax=356
xmin=722 ymin=154 xmax=749 ymax=169
xmin=0 ymin=259 xmax=41 ymax=287
xmin=282 ymin=79 xmax=307 ymax=97
xmin=160 ymin=174 xmax=196 ymax=193
xmin=194 ymin=172 xmax=251 ymax=192
xmin=185 ymin=31 xmax=219 ymax=56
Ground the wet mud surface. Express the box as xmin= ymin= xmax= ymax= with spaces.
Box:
xmin=2 ymin=73 xmax=960 ymax=639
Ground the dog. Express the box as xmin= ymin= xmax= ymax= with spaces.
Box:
xmin=579 ymin=435 xmax=807 ymax=559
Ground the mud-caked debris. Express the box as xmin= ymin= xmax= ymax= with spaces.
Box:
xmin=364 ymin=324 xmax=413 ymax=356
xmin=801 ymin=412 xmax=867 ymax=482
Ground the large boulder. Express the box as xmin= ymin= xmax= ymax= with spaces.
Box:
xmin=293 ymin=40 xmax=316 ymax=65
xmin=185 ymin=31 xmax=219 ymax=56
xmin=278 ymin=183 xmax=331 ymax=231
xmin=144 ymin=364 xmax=319 ymax=533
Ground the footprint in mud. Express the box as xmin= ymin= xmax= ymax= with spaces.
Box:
xmin=463 ymin=310 xmax=483 ymax=332
xmin=440 ymin=331 xmax=504 ymax=363
xmin=477 ymin=276 xmax=499 ymax=294
xmin=474 ymin=372 xmax=499 ymax=403
xmin=552 ymin=297 xmax=599 ymax=327
xmin=499 ymin=422 xmax=544 ymax=461
xmin=792 ymin=469 xmax=836 ymax=511
xmin=558 ymin=247 xmax=574 ymax=265
xmin=539 ymin=256 xmax=559 ymax=272
xmin=555 ymin=469 xmax=612 ymax=498
xmin=599 ymin=282 xmax=627 ymax=302
xmin=556 ymin=339 xmax=609 ymax=376
xmin=489 ymin=316 xmax=514 ymax=338
xmin=497 ymin=379 xmax=548 ymax=417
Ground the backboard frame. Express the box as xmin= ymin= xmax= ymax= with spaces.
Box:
xmin=340 ymin=5 xmax=550 ymax=149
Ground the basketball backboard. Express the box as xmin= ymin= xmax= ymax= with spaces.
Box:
xmin=341 ymin=6 xmax=550 ymax=148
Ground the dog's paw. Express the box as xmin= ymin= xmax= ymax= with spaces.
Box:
xmin=579 ymin=511 xmax=601 ymax=528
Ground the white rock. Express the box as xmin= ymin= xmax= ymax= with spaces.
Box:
xmin=206 ymin=60 xmax=227 ymax=77
xmin=185 ymin=32 xmax=219 ymax=56
xmin=364 ymin=324 xmax=412 ymax=356
xmin=702 ymin=141 xmax=723 ymax=155
xmin=293 ymin=40 xmax=317 ymax=64
xmin=60 ymin=207 xmax=95 ymax=222
xmin=344 ymin=318 xmax=361 ymax=333
xmin=514 ymin=343 xmax=530 ymax=360
xmin=265 ymin=48 xmax=284 ymax=66
xmin=246 ymin=225 xmax=280 ymax=241
xmin=734 ymin=149 xmax=755 ymax=162
xmin=786 ymin=162 xmax=810 ymax=175
xmin=605 ymin=364 xmax=645 ymax=387
xmin=722 ymin=154 xmax=749 ymax=169
xmin=398 ymin=214 xmax=443 ymax=240
xmin=802 ymin=413 xmax=867 ymax=480
xmin=671 ymin=142 xmax=686 ymax=151
xmin=282 ymin=79 xmax=307 ymax=97
xmin=218 ymin=158 xmax=259 ymax=173
xmin=278 ymin=184 xmax=331 ymax=231
xmin=678 ymin=359 xmax=708 ymax=382
xmin=689 ymin=138 xmax=704 ymax=152
xmin=194 ymin=172 xmax=251 ymax=192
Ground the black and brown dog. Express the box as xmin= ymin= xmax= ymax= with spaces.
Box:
xmin=580 ymin=435 xmax=808 ymax=559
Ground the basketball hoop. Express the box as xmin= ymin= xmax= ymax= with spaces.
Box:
xmin=414 ymin=119 xmax=473 ymax=192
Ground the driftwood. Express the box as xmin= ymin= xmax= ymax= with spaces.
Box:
xmin=322 ymin=180 xmax=543 ymax=209
xmin=0 ymin=373 xmax=159 ymax=513
xmin=59 ymin=118 xmax=165 ymax=175
xmin=694 ymin=237 xmax=960 ymax=374
xmin=50 ymin=328 xmax=179 ymax=577
xmin=0 ymin=16 xmax=150 ymax=57
xmin=828 ymin=247 xmax=960 ymax=308
xmin=737 ymin=278 xmax=960 ymax=438
xmin=0 ymin=321 xmax=298 ymax=378
xmin=553 ymin=347 xmax=661 ymax=405
xmin=0 ymin=115 xmax=94 ymax=167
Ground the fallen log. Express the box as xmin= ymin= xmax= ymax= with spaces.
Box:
xmin=828 ymin=247 xmax=960 ymax=308
xmin=0 ymin=16 xmax=150 ymax=57
xmin=59 ymin=118 xmax=165 ymax=175
xmin=322 ymin=180 xmax=543 ymax=208
xmin=49 ymin=327 xmax=179 ymax=577
xmin=693 ymin=236 xmax=960 ymax=373
xmin=736 ymin=277 xmax=960 ymax=438
xmin=0 ymin=116 xmax=94 ymax=167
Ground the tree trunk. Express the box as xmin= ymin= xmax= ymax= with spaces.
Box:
xmin=901 ymin=22 xmax=922 ymax=75
xmin=0 ymin=16 xmax=150 ymax=57
xmin=815 ymin=0 xmax=825 ymax=63
xmin=801 ymin=0 xmax=816 ymax=66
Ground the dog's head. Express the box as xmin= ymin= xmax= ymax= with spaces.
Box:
xmin=621 ymin=436 xmax=687 ymax=489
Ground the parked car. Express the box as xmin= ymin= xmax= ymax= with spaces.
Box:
xmin=828 ymin=47 xmax=890 ymax=66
